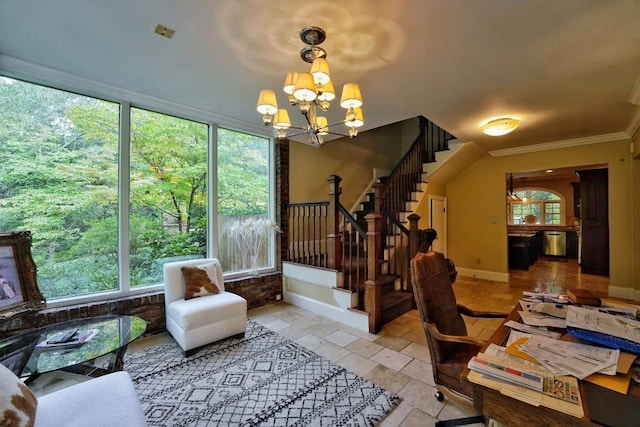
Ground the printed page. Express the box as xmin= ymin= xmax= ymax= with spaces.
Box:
xmin=519 ymin=310 xmax=567 ymax=329
xmin=518 ymin=335 xmax=619 ymax=379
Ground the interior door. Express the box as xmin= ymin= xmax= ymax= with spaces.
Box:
xmin=577 ymin=168 xmax=609 ymax=275
xmin=428 ymin=196 xmax=447 ymax=255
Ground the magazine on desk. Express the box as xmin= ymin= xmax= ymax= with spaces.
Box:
xmin=468 ymin=351 xmax=581 ymax=404
xmin=35 ymin=328 xmax=99 ymax=351
xmin=467 ymin=345 xmax=584 ymax=418
xmin=467 ymin=371 xmax=585 ymax=418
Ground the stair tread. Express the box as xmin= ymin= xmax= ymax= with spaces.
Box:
xmin=382 ymin=290 xmax=412 ymax=300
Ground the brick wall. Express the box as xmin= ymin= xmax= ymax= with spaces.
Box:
xmin=0 ymin=271 xmax=282 ymax=338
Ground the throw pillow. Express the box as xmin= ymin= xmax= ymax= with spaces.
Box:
xmin=196 ymin=261 xmax=225 ymax=293
xmin=0 ymin=363 xmax=37 ymax=427
xmin=182 ymin=265 xmax=220 ymax=300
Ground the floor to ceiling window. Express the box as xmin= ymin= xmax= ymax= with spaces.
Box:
xmin=217 ymin=127 xmax=272 ymax=274
xmin=0 ymin=77 xmax=120 ymax=299
xmin=129 ymin=108 xmax=209 ymax=287
xmin=0 ymin=75 xmax=275 ymax=304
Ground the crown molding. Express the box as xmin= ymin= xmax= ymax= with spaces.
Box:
xmin=489 ymin=132 xmax=630 ymax=157
xmin=0 ymin=54 xmax=267 ymax=136
xmin=626 ymin=106 xmax=640 ymax=138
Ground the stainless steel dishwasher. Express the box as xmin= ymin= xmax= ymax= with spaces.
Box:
xmin=543 ymin=231 xmax=566 ymax=256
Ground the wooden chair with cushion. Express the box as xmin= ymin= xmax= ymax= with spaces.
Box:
xmin=410 ymin=250 xmax=507 ymax=427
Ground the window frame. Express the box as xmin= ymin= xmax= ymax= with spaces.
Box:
xmin=507 ymin=187 xmax=566 ymax=226
xmin=0 ymin=57 xmax=275 ymax=308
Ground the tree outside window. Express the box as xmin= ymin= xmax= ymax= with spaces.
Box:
xmin=0 ymin=76 xmax=274 ymax=301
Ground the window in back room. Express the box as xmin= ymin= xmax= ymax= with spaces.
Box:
xmin=508 ymin=189 xmax=562 ymax=225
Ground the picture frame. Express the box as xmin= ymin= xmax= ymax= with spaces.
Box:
xmin=0 ymin=231 xmax=45 ymax=319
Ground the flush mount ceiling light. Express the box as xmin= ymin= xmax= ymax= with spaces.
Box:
xmin=256 ymin=26 xmax=364 ymax=146
xmin=480 ymin=117 xmax=521 ymax=136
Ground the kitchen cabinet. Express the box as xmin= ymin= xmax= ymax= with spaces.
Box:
xmin=566 ymin=231 xmax=578 ymax=259
xmin=577 ymin=168 xmax=609 ymax=275
xmin=508 ymin=233 xmax=537 ymax=270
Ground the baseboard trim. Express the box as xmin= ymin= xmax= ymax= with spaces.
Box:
xmin=457 ymin=268 xmax=509 ymax=283
xmin=283 ymin=290 xmax=369 ymax=331
xmin=609 ymin=285 xmax=636 ymax=301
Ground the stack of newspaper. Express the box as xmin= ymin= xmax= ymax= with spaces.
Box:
xmin=467 ymin=344 xmax=585 ymax=418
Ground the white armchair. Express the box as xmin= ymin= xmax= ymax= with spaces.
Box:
xmin=163 ymin=258 xmax=247 ymax=356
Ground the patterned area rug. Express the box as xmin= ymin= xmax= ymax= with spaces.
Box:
xmin=124 ymin=320 xmax=400 ymax=426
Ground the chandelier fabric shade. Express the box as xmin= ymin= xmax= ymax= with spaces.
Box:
xmin=317 ymin=80 xmax=335 ymax=102
xmin=283 ymin=72 xmax=299 ymax=95
xmin=255 ymin=26 xmax=364 ymax=146
xmin=310 ymin=58 xmax=331 ymax=85
xmin=340 ymin=83 xmax=363 ymax=109
xmin=345 ymin=107 xmax=364 ymax=128
xmin=273 ymin=109 xmax=291 ymax=129
xmin=292 ymin=72 xmax=317 ymax=102
xmin=256 ymin=90 xmax=278 ymax=116
xmin=316 ymin=116 xmax=329 ymax=135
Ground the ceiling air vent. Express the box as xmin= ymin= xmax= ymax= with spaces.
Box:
xmin=154 ymin=24 xmax=175 ymax=39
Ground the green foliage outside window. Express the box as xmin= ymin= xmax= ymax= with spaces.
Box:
xmin=0 ymin=77 xmax=271 ymax=299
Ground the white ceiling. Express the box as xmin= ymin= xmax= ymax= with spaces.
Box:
xmin=1 ymin=0 xmax=639 ymax=153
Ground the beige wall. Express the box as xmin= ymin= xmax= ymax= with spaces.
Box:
xmin=289 ymin=121 xmax=415 ymax=208
xmin=446 ymin=138 xmax=637 ymax=296
xmin=414 ymin=182 xmax=446 ymax=229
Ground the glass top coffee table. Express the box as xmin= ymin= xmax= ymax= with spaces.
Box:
xmin=0 ymin=315 xmax=146 ymax=384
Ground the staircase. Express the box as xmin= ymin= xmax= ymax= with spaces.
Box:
xmin=285 ymin=116 xmax=460 ymax=332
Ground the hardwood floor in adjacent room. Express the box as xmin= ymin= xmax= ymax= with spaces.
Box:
xmin=455 ymin=258 xmax=611 ymax=341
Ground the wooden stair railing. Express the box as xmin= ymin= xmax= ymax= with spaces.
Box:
xmin=337 ymin=202 xmax=367 ymax=296
xmin=381 ymin=116 xmax=455 ymax=222
xmin=287 ymin=175 xmax=423 ymax=333
xmin=288 ymin=201 xmax=330 ymax=268
xmin=286 ymin=116 xmax=455 ymax=332
xmin=286 ymin=176 xmax=369 ymax=295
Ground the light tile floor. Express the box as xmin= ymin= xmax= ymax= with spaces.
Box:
xmin=127 ymin=258 xmax=613 ymax=426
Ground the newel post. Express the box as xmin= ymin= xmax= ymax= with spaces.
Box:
xmin=327 ymin=175 xmax=342 ymax=271
xmin=408 ymin=214 xmax=421 ymax=260
xmin=373 ymin=182 xmax=384 ymax=214
xmin=407 ymin=213 xmax=420 ymax=303
xmin=365 ymin=212 xmax=383 ymax=333
xmin=371 ymin=180 xmax=385 ymax=251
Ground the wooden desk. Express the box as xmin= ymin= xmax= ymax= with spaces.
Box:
xmin=463 ymin=306 xmax=640 ymax=427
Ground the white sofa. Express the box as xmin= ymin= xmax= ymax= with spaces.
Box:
xmin=0 ymin=360 xmax=146 ymax=427
xmin=34 ymin=371 xmax=146 ymax=427
xmin=163 ymin=258 xmax=247 ymax=356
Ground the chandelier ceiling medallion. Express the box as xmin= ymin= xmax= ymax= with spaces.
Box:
xmin=256 ymin=26 xmax=364 ymax=146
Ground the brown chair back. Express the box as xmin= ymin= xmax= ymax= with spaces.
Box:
xmin=410 ymin=250 xmax=480 ymax=397
xmin=411 ymin=251 xmax=466 ymax=337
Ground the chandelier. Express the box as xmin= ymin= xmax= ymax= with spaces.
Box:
xmin=256 ymin=26 xmax=364 ymax=146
